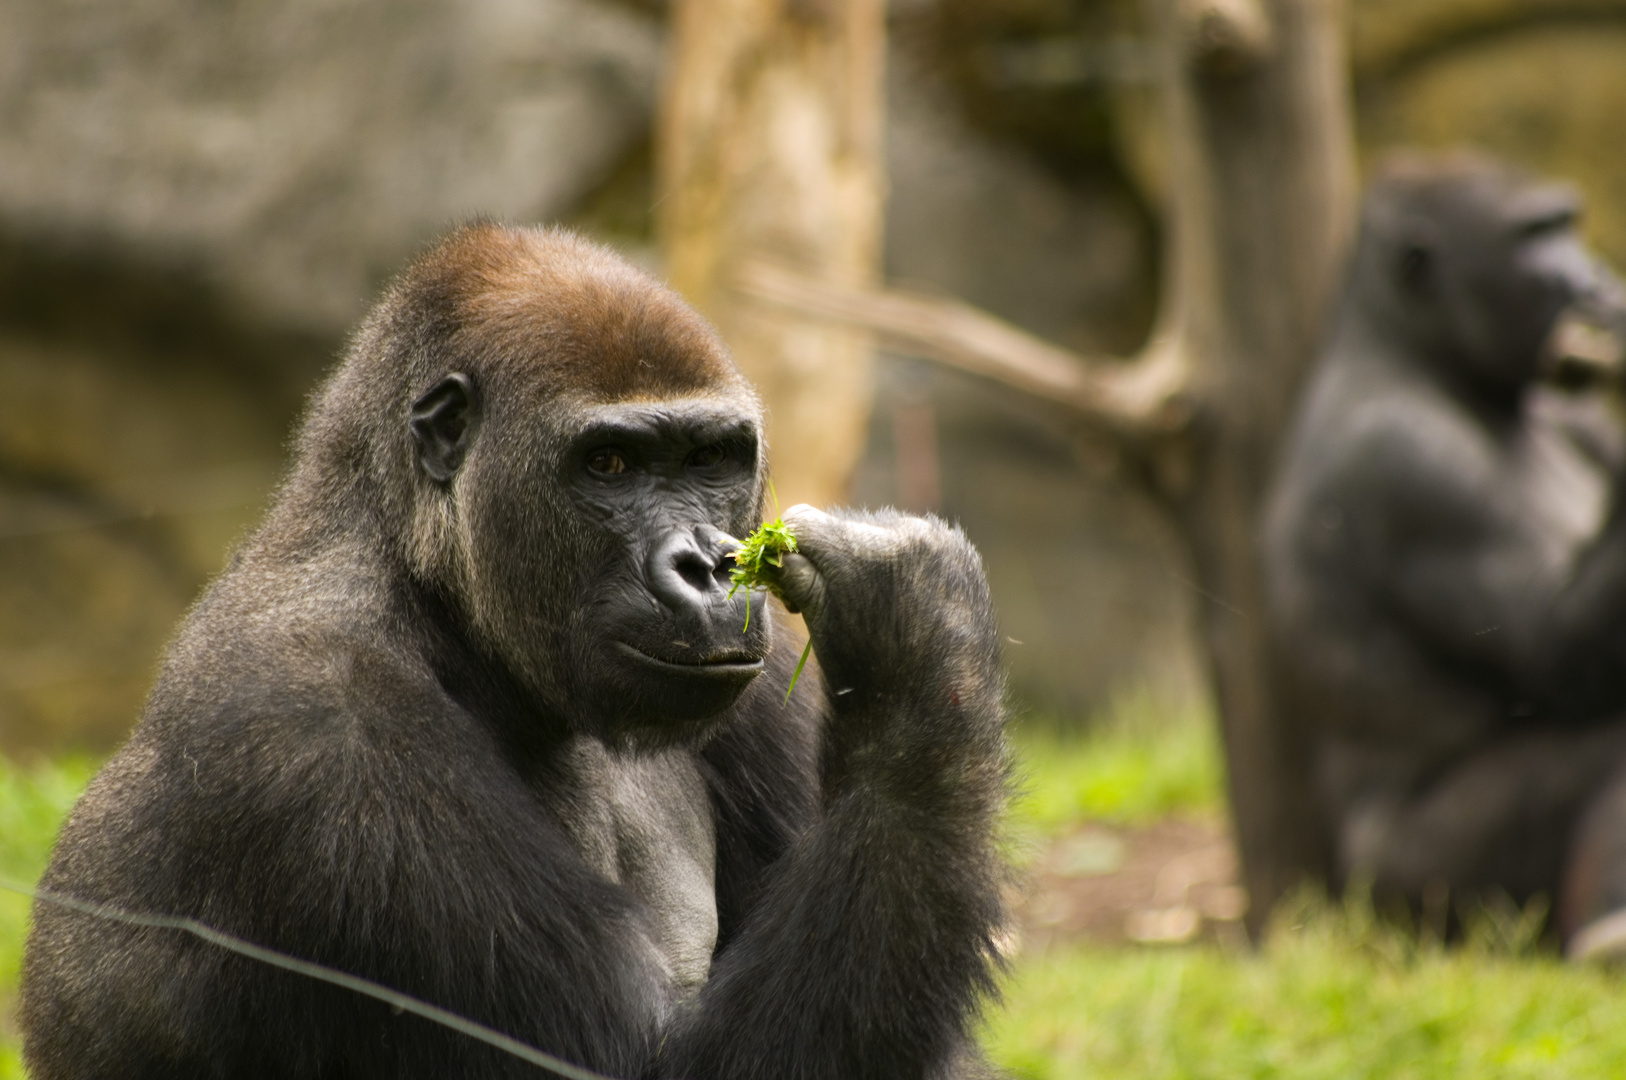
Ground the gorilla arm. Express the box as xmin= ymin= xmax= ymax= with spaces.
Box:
xmin=658 ymin=506 xmax=1007 ymax=1080
xmin=1527 ymin=496 xmax=1626 ymax=719
xmin=1341 ymin=398 xmax=1626 ymax=719
xmin=1293 ymin=399 xmax=1626 ymax=898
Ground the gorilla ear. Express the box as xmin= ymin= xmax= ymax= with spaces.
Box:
xmin=410 ymin=373 xmax=480 ymax=483
xmin=1397 ymin=242 xmax=1433 ymax=295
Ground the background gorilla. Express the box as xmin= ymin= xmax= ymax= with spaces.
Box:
xmin=1265 ymin=153 xmax=1626 ymax=952
xmin=19 ymin=225 xmax=1009 ymax=1078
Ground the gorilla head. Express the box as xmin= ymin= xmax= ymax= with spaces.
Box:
xmin=1349 ymin=152 xmax=1615 ymax=399
xmin=288 ymin=225 xmax=771 ymax=744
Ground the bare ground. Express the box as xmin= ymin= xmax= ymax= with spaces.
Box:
xmin=1011 ymin=817 xmax=1247 ymax=952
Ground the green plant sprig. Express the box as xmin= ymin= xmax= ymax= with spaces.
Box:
xmin=728 ymin=518 xmax=813 ymax=702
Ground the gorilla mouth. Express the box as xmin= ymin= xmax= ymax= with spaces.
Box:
xmin=614 ymin=642 xmax=765 ymax=676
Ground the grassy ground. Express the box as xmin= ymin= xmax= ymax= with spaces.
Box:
xmin=1007 ymin=691 xmax=1225 ymax=836
xmin=0 ymin=757 xmax=97 ymax=1080
xmin=992 ymin=698 xmax=1626 ymax=1079
xmin=2 ymin=704 xmax=1625 ymax=1078
xmin=986 ymin=902 xmax=1626 ymax=1080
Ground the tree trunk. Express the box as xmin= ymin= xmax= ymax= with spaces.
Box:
xmin=657 ymin=0 xmax=885 ymax=510
xmin=1146 ymin=0 xmax=1357 ymax=931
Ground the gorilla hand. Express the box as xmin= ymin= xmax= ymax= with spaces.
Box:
xmin=765 ymin=505 xmax=1004 ymax=791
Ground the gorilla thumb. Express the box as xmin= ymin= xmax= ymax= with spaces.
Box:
xmin=768 ymin=553 xmax=826 ymax=622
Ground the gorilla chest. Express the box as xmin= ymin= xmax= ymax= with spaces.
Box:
xmin=1508 ymin=420 xmax=1609 ymax=566
xmin=543 ymin=740 xmax=718 ymax=998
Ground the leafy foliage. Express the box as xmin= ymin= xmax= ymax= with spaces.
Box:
xmin=726 ymin=516 xmax=799 ymax=605
xmin=728 ymin=517 xmax=811 ymax=700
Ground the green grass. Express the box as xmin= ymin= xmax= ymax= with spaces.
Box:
xmin=1008 ymin=691 xmax=1225 ymax=837
xmin=985 ymin=889 xmax=1626 ymax=1079
xmin=0 ymin=756 xmax=98 ymax=1080
xmin=992 ymin=692 xmax=1626 ymax=1079
xmin=5 ymin=700 xmax=1626 ymax=1079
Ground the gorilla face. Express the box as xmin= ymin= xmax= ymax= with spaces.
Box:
xmin=1380 ymin=165 xmax=1612 ymax=395
xmin=411 ymin=373 xmax=771 ymax=745
xmin=1439 ymin=181 xmax=1596 ymax=387
xmin=558 ymin=398 xmax=771 ymax=740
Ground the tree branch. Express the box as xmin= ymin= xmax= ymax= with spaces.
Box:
xmin=732 ymin=260 xmax=1193 ymax=437
xmin=1181 ymin=0 xmax=1276 ymax=75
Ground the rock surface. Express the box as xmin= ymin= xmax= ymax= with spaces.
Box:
xmin=0 ymin=0 xmax=662 ymax=334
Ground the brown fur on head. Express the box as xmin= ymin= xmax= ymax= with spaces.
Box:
xmin=408 ymin=223 xmax=749 ymax=405
xmin=1362 ymin=150 xmax=1564 ymax=244
xmin=263 ymin=224 xmax=769 ymax=728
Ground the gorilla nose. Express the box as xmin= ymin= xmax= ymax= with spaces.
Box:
xmin=648 ymin=526 xmax=737 ymax=617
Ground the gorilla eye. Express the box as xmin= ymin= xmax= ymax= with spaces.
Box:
xmin=688 ymin=444 xmax=727 ymax=469
xmin=587 ymin=451 xmax=628 ymax=476
xmin=1516 ymin=209 xmax=1576 ymax=239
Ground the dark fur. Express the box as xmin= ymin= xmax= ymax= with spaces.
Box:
xmin=1264 ymin=154 xmax=1626 ymax=934
xmin=20 ymin=224 xmax=1009 ymax=1079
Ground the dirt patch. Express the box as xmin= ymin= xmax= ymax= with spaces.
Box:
xmin=1012 ymin=817 xmax=1247 ymax=951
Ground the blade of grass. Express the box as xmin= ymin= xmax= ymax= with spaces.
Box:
xmin=785 ymin=640 xmax=812 ymax=703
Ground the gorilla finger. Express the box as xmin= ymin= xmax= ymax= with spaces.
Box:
xmin=767 ymin=552 xmax=826 ymax=619
xmin=781 ymin=504 xmax=865 ymax=564
xmin=781 ymin=504 xmax=834 ymax=538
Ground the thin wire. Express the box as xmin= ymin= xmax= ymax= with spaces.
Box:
xmin=0 ymin=879 xmax=616 ymax=1080
xmin=1164 ymin=568 xmax=1247 ymax=618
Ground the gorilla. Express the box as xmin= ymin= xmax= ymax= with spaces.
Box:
xmin=20 ymin=225 xmax=1009 ymax=1078
xmin=1265 ymin=153 xmax=1626 ymax=953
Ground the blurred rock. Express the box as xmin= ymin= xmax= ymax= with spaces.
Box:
xmin=1355 ymin=9 xmax=1626 ymax=268
xmin=0 ymin=0 xmax=662 ymax=334
xmin=884 ymin=57 xmax=1156 ymax=355
xmin=0 ymin=331 xmax=286 ymax=750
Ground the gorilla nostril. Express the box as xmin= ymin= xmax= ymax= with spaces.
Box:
xmin=674 ymin=551 xmax=715 ymax=594
xmin=649 ymin=529 xmax=736 ymax=614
